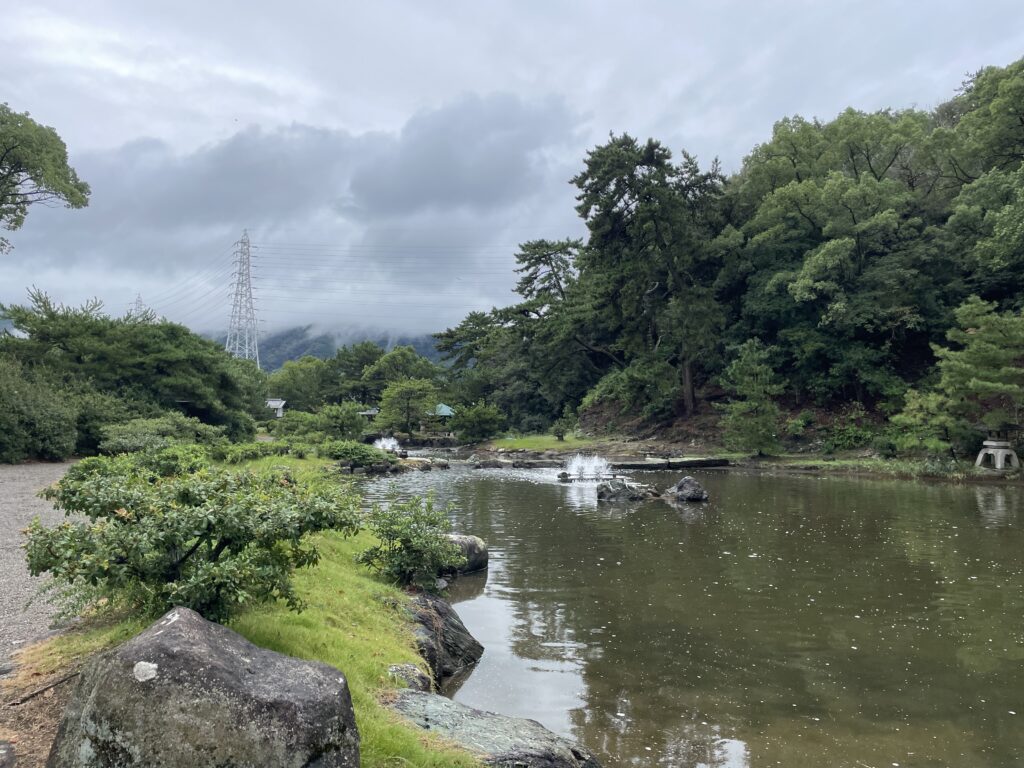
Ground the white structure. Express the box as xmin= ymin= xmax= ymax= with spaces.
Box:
xmin=975 ymin=439 xmax=1021 ymax=470
xmin=266 ymin=398 xmax=286 ymax=418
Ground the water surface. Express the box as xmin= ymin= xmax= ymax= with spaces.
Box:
xmin=366 ymin=466 xmax=1024 ymax=767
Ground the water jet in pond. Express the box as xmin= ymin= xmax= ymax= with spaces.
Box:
xmin=563 ymin=454 xmax=612 ymax=481
xmin=374 ymin=436 xmax=401 ymax=453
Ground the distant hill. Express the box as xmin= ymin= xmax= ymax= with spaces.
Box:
xmin=255 ymin=326 xmax=444 ymax=371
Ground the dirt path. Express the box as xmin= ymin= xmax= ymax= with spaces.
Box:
xmin=0 ymin=462 xmax=72 ymax=676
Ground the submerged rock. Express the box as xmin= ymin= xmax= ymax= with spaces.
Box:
xmin=47 ymin=607 xmax=359 ymax=768
xmin=664 ymin=475 xmax=709 ymax=502
xmin=595 ymin=478 xmax=659 ymax=501
xmin=445 ymin=534 xmax=489 ymax=574
xmin=409 ymin=593 xmax=483 ymax=690
xmin=390 ymin=690 xmax=602 ymax=767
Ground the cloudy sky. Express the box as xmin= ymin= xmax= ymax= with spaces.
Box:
xmin=3 ymin=1 xmax=1022 ymax=336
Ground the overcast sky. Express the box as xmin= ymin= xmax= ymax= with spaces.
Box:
xmin=3 ymin=1 xmax=1022 ymax=336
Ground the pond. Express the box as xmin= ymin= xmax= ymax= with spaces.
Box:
xmin=365 ymin=465 xmax=1024 ymax=767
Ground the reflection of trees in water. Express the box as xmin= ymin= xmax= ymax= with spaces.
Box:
xmin=374 ymin=469 xmax=1024 ymax=766
xmin=974 ymin=485 xmax=1022 ymax=528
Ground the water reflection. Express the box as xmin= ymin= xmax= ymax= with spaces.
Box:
xmin=364 ymin=467 xmax=1024 ymax=767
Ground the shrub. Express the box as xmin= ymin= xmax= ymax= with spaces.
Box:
xmin=218 ymin=441 xmax=291 ymax=464
xmin=98 ymin=412 xmax=226 ymax=455
xmin=0 ymin=356 xmax=78 ymax=462
xmin=138 ymin=444 xmax=210 ymax=476
xmin=355 ymin=494 xmax=465 ymax=590
xmin=317 ymin=403 xmax=367 ymax=440
xmin=319 ymin=440 xmax=394 ymax=467
xmin=25 ymin=454 xmax=361 ymax=622
xmin=449 ymin=401 xmax=505 ymax=442
xmin=785 ymin=410 xmax=815 ymax=438
xmin=822 ymin=403 xmax=874 ymax=454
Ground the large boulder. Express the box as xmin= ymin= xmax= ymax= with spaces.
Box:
xmin=47 ymin=608 xmax=359 ymax=768
xmin=445 ymin=534 xmax=489 ymax=574
xmin=595 ymin=478 xmax=658 ymax=501
xmin=409 ymin=594 xmax=483 ymax=690
xmin=391 ymin=690 xmax=602 ymax=767
xmin=664 ymin=475 xmax=709 ymax=502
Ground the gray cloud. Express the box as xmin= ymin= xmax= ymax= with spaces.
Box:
xmin=2 ymin=0 xmax=1023 ymax=337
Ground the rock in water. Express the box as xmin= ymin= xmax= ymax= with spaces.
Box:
xmin=595 ymin=478 xmax=658 ymax=501
xmin=47 ymin=608 xmax=359 ymax=768
xmin=445 ymin=534 xmax=489 ymax=574
xmin=409 ymin=593 xmax=483 ymax=689
xmin=391 ymin=690 xmax=602 ymax=767
xmin=665 ymin=475 xmax=709 ymax=502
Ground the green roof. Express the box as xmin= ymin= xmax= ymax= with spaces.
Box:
xmin=432 ymin=403 xmax=455 ymax=417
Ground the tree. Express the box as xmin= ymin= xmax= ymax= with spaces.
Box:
xmin=450 ymin=401 xmax=505 ymax=442
xmin=360 ymin=346 xmax=439 ymax=403
xmin=0 ymin=104 xmax=90 ymax=253
xmin=377 ymin=379 xmax=438 ymax=433
xmin=717 ymin=340 xmax=784 ymax=455
xmin=324 ymin=341 xmax=384 ymax=403
xmin=266 ymin=356 xmax=327 ymax=412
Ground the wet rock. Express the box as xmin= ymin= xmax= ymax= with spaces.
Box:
xmin=665 ymin=475 xmax=709 ymax=502
xmin=431 ymin=458 xmax=450 ymax=470
xmin=596 ymin=478 xmax=659 ymax=501
xmin=512 ymin=459 xmax=564 ymax=469
xmin=390 ymin=690 xmax=601 ymax=767
xmin=473 ymin=459 xmax=512 ymax=469
xmin=47 ymin=607 xmax=359 ymax=768
xmin=388 ymin=663 xmax=431 ymax=692
xmin=445 ymin=534 xmax=489 ymax=574
xmin=0 ymin=741 xmax=14 ymax=768
xmin=409 ymin=594 xmax=483 ymax=689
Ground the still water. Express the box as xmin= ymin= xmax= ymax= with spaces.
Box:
xmin=365 ymin=466 xmax=1024 ymax=767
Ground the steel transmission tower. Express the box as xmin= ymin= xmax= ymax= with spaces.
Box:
xmin=225 ymin=230 xmax=260 ymax=367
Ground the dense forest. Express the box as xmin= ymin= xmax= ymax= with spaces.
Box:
xmin=2 ymin=58 xmax=1022 ymax=463
xmin=436 ymin=58 xmax=1024 ymax=452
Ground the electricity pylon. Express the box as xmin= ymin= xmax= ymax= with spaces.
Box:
xmin=225 ymin=230 xmax=260 ymax=367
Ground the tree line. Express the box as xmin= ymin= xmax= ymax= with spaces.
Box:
xmin=436 ymin=58 xmax=1024 ymax=455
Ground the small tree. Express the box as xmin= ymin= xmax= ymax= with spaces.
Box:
xmin=24 ymin=452 xmax=360 ymax=621
xmin=450 ymin=401 xmax=505 ymax=442
xmin=377 ymin=378 xmax=438 ymax=433
xmin=717 ymin=339 xmax=784 ymax=456
xmin=355 ymin=494 xmax=465 ymax=591
xmin=317 ymin=402 xmax=366 ymax=440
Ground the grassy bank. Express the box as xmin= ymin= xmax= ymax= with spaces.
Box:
xmin=7 ymin=455 xmax=480 ymax=768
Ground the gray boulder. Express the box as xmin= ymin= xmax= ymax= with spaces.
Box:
xmin=595 ymin=478 xmax=658 ymax=501
xmin=0 ymin=741 xmax=14 ymax=768
xmin=387 ymin=663 xmax=431 ymax=692
xmin=391 ymin=690 xmax=601 ymax=767
xmin=473 ymin=459 xmax=512 ymax=469
xmin=47 ymin=608 xmax=359 ymax=768
xmin=445 ymin=534 xmax=489 ymax=574
xmin=665 ymin=475 xmax=709 ymax=502
xmin=409 ymin=594 xmax=483 ymax=690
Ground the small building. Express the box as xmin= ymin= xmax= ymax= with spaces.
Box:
xmin=265 ymin=398 xmax=286 ymax=418
xmin=358 ymin=407 xmax=380 ymax=422
xmin=431 ymin=403 xmax=456 ymax=423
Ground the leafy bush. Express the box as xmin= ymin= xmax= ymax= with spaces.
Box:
xmin=218 ymin=440 xmax=292 ymax=464
xmin=138 ymin=444 xmax=210 ymax=476
xmin=25 ymin=454 xmax=361 ymax=621
xmin=270 ymin=410 xmax=322 ymax=438
xmin=317 ymin=402 xmax=367 ymax=440
xmin=355 ymin=494 xmax=465 ymax=590
xmin=785 ymin=410 xmax=815 ymax=438
xmin=319 ymin=439 xmax=394 ymax=467
xmin=551 ymin=405 xmax=578 ymax=441
xmin=98 ymin=412 xmax=226 ymax=455
xmin=0 ymin=356 xmax=78 ymax=462
xmin=822 ymin=403 xmax=874 ymax=454
xmin=449 ymin=401 xmax=505 ymax=442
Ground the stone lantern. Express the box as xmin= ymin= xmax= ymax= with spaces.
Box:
xmin=975 ymin=423 xmax=1021 ymax=471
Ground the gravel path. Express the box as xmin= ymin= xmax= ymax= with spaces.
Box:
xmin=0 ymin=462 xmax=72 ymax=673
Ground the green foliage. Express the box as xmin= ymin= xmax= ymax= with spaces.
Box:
xmin=317 ymin=402 xmax=367 ymax=440
xmin=377 ymin=378 xmax=439 ymax=434
xmin=355 ymin=494 xmax=465 ymax=591
xmin=785 ymin=410 xmax=815 ymax=437
xmin=98 ymin=412 xmax=225 ymax=455
xmin=0 ymin=103 xmax=90 ymax=253
xmin=360 ymin=346 xmax=440 ymax=403
xmin=216 ymin=441 xmax=292 ymax=465
xmin=449 ymin=401 xmax=505 ymax=442
xmin=821 ymin=402 xmax=875 ymax=454
xmin=267 ymin=356 xmax=328 ymax=412
xmin=25 ymin=453 xmax=361 ymax=622
xmin=0 ymin=355 xmax=78 ymax=462
xmin=551 ymin=405 xmax=578 ymax=441
xmin=717 ymin=340 xmax=784 ymax=456
xmin=319 ymin=440 xmax=394 ymax=467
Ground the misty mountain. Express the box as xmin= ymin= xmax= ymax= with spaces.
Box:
xmin=255 ymin=325 xmax=443 ymax=371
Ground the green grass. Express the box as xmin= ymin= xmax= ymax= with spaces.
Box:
xmin=488 ymin=433 xmax=605 ymax=452
xmin=232 ymin=531 xmax=480 ymax=767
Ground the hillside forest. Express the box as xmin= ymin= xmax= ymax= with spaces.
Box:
xmin=2 ymin=58 xmax=1023 ymax=463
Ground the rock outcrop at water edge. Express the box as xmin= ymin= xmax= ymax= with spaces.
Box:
xmin=409 ymin=593 xmax=483 ymax=690
xmin=390 ymin=690 xmax=602 ymax=767
xmin=47 ymin=607 xmax=360 ymax=768
xmin=445 ymin=534 xmax=489 ymax=574
xmin=596 ymin=478 xmax=659 ymax=501
xmin=664 ymin=475 xmax=709 ymax=502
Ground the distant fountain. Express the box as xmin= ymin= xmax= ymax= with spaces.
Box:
xmin=374 ymin=437 xmax=401 ymax=453
xmin=564 ymin=454 xmax=611 ymax=481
